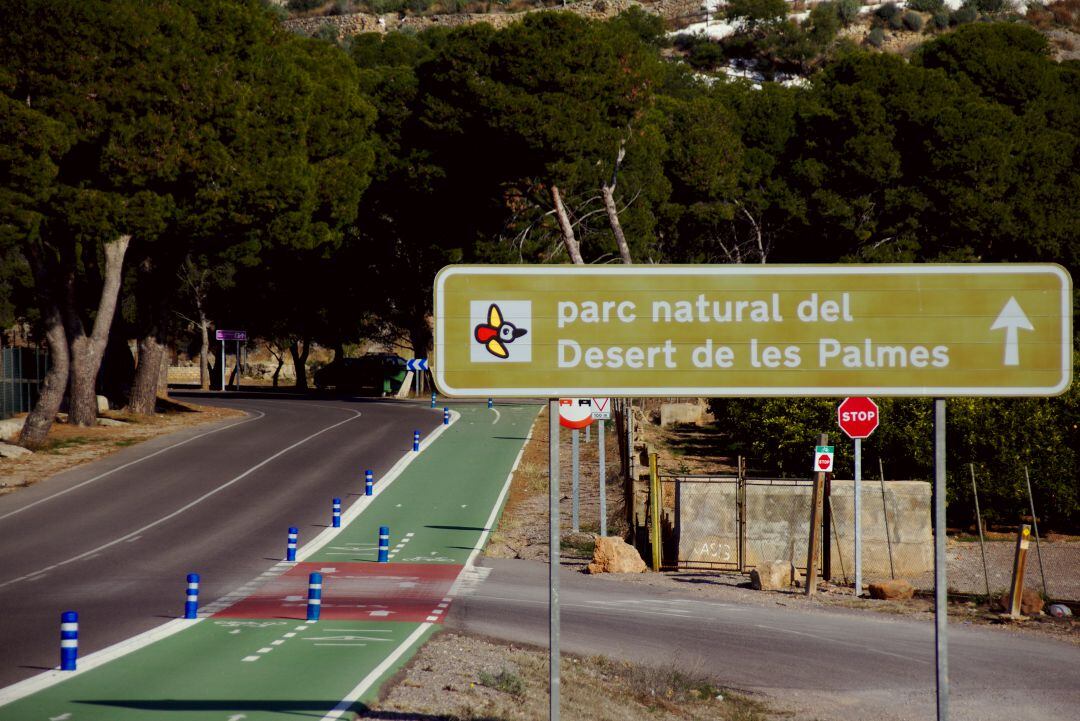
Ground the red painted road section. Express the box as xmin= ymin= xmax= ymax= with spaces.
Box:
xmin=214 ymin=562 xmax=463 ymax=623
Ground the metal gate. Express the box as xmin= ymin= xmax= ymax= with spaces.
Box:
xmin=672 ymin=474 xmax=817 ymax=572
xmin=1 ymin=342 xmax=49 ymax=420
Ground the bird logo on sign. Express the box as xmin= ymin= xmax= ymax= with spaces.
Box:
xmin=474 ymin=303 xmax=528 ymax=359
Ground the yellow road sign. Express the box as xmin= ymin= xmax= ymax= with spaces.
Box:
xmin=433 ymin=264 xmax=1072 ymax=397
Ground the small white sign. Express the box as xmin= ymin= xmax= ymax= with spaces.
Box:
xmin=813 ymin=445 xmax=834 ymax=473
xmin=590 ymin=397 xmax=612 ymax=420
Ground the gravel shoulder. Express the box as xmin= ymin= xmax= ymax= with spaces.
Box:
xmin=361 ymin=631 xmax=775 ymax=721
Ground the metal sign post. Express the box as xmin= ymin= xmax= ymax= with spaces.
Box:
xmin=548 ymin=400 xmax=560 ymax=721
xmin=216 ymin=330 xmax=247 ymax=392
xmin=598 ymin=418 xmax=606 ymax=537
xmin=838 ymin=397 xmax=880 ymax=596
xmin=934 ymin=398 xmax=949 ymax=721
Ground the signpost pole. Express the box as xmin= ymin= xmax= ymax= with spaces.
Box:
xmin=571 ymin=429 xmax=580 ymax=533
xmin=548 ymin=400 xmax=560 ymax=721
xmin=220 ymin=343 xmax=225 ymax=393
xmin=235 ymin=340 xmax=241 ymax=392
xmin=599 ymin=419 xmax=606 ymax=538
xmin=933 ymin=398 xmax=949 ymax=721
xmin=854 ymin=437 xmax=862 ymax=596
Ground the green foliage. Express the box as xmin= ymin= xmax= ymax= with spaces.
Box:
xmin=888 ymin=11 xmax=906 ymax=29
xmin=974 ymin=0 xmax=1010 ymax=11
xmin=806 ymin=2 xmax=843 ymax=47
xmin=908 ymin=0 xmax=945 ymax=10
xmin=724 ymin=0 xmax=789 ymax=30
xmin=932 ymin=10 xmax=951 ymax=28
xmin=903 ymin=10 xmax=925 ymax=30
xmin=876 ymin=2 xmax=903 ymax=21
xmin=709 ymin=356 xmax=1080 ymax=530
xmin=478 ymin=669 xmax=526 ymax=697
xmin=951 ymin=4 xmax=978 ymax=23
xmin=868 ymin=25 xmax=886 ymax=46
xmin=314 ymin=24 xmax=341 ymax=43
xmin=678 ymin=35 xmax=726 ymax=69
xmin=288 ymin=0 xmax=325 ymax=10
xmin=836 ymin=0 xmax=862 ymax=25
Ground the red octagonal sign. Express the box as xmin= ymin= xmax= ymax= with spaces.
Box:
xmin=838 ymin=397 xmax=880 ymax=440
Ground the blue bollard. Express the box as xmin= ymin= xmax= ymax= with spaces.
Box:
xmin=184 ymin=573 xmax=200 ymax=619
xmin=306 ymin=572 xmax=322 ymax=621
xmin=365 ymin=469 xmax=373 ymax=496
xmin=412 ymin=430 xmax=420 ymax=452
xmin=286 ymin=526 xmax=298 ymax=562
xmin=378 ymin=526 xmax=390 ymax=563
xmin=443 ymin=407 xmax=450 ymax=425
xmin=332 ymin=498 xmax=341 ymax=528
xmin=60 ymin=611 xmax=78 ymax=671
xmin=430 ymin=391 xmax=436 ymax=408
xmin=487 ymin=398 xmax=493 ymax=409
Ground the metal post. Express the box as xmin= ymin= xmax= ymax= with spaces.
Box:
xmin=548 ymin=400 xmax=560 ymax=721
xmin=599 ymin=419 xmax=606 ymax=537
xmin=879 ymin=458 xmax=895 ymax=579
xmin=1023 ymin=467 xmax=1048 ymax=599
xmin=970 ymin=464 xmax=991 ymax=599
xmin=235 ymin=340 xmax=241 ymax=391
xmin=571 ymin=429 xmax=580 ymax=533
xmin=585 ymin=424 xmax=590 ymax=443
xmin=220 ymin=342 xmax=225 ymax=392
xmin=854 ymin=438 xmax=862 ymax=596
xmin=822 ymin=473 xmax=832 ymax=582
xmin=933 ymin=398 xmax=949 ymax=721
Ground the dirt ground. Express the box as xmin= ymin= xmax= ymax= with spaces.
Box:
xmin=361 ymin=632 xmax=773 ymax=721
xmin=0 ymin=398 xmax=244 ymax=495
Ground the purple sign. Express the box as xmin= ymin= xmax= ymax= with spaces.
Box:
xmin=215 ymin=330 xmax=247 ymax=341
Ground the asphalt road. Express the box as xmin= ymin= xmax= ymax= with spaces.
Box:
xmin=0 ymin=392 xmax=440 ymax=689
xmin=450 ymin=557 xmax=1080 ymax=721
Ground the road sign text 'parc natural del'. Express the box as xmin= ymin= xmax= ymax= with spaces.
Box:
xmin=433 ymin=265 xmax=1072 ymax=398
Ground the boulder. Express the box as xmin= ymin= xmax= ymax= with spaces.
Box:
xmin=0 ymin=442 xmax=32 ymax=459
xmin=96 ymin=395 xmax=110 ymax=413
xmin=868 ymin=579 xmax=916 ymax=600
xmin=996 ymin=587 xmax=1044 ymax=616
xmin=587 ymin=536 xmax=648 ymax=574
xmin=750 ymin=560 xmax=793 ymax=590
xmin=0 ymin=417 xmax=25 ymax=441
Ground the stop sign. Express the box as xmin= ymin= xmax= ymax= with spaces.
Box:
xmin=837 ymin=397 xmax=880 ymax=439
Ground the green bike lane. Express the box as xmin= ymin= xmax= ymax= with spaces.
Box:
xmin=0 ymin=401 xmax=541 ymax=721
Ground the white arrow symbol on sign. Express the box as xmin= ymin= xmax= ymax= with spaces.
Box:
xmin=990 ymin=297 xmax=1034 ymax=366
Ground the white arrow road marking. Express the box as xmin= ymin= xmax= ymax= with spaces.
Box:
xmin=318 ymin=567 xmax=338 ymax=573
xmin=49 ymin=713 xmax=72 ymax=721
xmin=228 ymin=715 xmax=247 ymax=721
xmin=991 ymin=296 xmax=1034 ymax=366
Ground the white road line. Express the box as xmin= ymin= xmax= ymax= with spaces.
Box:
xmin=0 ymin=411 xmax=265 ymax=521
xmin=242 ymin=656 xmax=260 ymax=662
xmin=751 ymin=624 xmax=929 ymax=664
xmin=0 ymin=410 xmax=361 ymax=591
xmin=490 ymin=408 xmax=501 ymax=425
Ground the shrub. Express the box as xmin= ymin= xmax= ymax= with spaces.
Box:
xmin=876 ymin=2 xmax=902 ymax=20
xmin=685 ymin=37 xmax=727 ymax=68
xmin=836 ymin=0 xmax=861 ymax=24
xmin=868 ymin=25 xmax=886 ymax=45
xmin=313 ymin=24 xmax=341 ymax=43
xmin=932 ymin=9 xmax=951 ymax=27
xmin=951 ymin=3 xmax=978 ymax=22
xmin=903 ymin=9 xmax=925 ymax=29
xmin=478 ymin=669 xmax=525 ymax=697
xmin=287 ymin=0 xmax=325 ymax=10
xmin=974 ymin=0 xmax=1010 ymax=11
xmin=888 ymin=11 xmax=905 ymax=28
xmin=908 ymin=0 xmax=944 ymax=10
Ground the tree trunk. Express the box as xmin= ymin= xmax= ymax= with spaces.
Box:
xmin=18 ymin=307 xmax=69 ymax=449
xmin=65 ymin=234 xmax=130 ymax=426
xmin=601 ymin=183 xmax=633 ymax=264
xmin=290 ymin=338 xmax=310 ymax=390
xmin=198 ymin=318 xmax=210 ymax=390
xmin=551 ymin=185 xmax=584 ymax=265
xmin=127 ymin=333 xmax=166 ymax=415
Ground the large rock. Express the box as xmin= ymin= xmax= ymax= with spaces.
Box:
xmin=587 ymin=536 xmax=648 ymax=574
xmin=868 ymin=579 xmax=916 ymax=600
xmin=96 ymin=395 xmax=110 ymax=413
xmin=0 ymin=442 xmax=32 ymax=459
xmin=996 ymin=587 xmax=1044 ymax=616
xmin=0 ymin=417 xmax=25 ymax=441
xmin=750 ymin=560 xmax=793 ymax=590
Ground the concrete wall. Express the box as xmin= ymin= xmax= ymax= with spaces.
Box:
xmin=678 ymin=479 xmax=933 ymax=580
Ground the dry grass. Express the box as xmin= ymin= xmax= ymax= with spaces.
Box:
xmin=364 ymin=632 xmax=773 ymax=720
